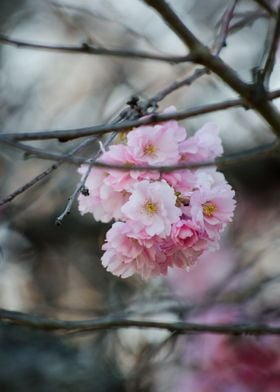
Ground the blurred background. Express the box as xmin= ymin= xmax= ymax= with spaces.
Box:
xmin=1 ymin=0 xmax=280 ymax=391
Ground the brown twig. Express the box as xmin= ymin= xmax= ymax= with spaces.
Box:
xmin=1 ymin=88 xmax=280 ymax=142
xmin=215 ymin=0 xmax=239 ymax=55
xmin=5 ymin=137 xmax=276 ymax=172
xmin=261 ymin=7 xmax=280 ymax=87
xmin=0 ymin=308 xmax=280 ymax=335
xmin=229 ymin=11 xmax=268 ymax=33
xmin=55 ymin=104 xmax=145 ymax=224
xmin=0 ymin=137 xmax=97 ymax=206
xmin=253 ymin=0 xmax=277 ymax=17
xmin=55 ymin=133 xmax=116 ymax=225
xmin=151 ymin=0 xmax=238 ymax=104
xmin=0 ymin=34 xmax=193 ymax=64
xmin=143 ymin=0 xmax=280 ymax=137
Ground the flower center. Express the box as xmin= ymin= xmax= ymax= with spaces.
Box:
xmin=144 ymin=143 xmax=157 ymax=156
xmin=144 ymin=200 xmax=158 ymax=215
xmin=203 ymin=202 xmax=217 ymax=217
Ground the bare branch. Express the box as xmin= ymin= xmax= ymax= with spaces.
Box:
xmin=0 ymin=137 xmax=97 ymax=206
xmin=0 ymin=308 xmax=280 ymax=335
xmin=1 ymin=140 xmax=84 ymax=164
xmin=0 ymin=34 xmax=193 ymax=64
xmin=261 ymin=7 xmax=280 ymax=86
xmin=150 ymin=1 xmax=238 ymax=105
xmin=229 ymin=11 xmax=268 ymax=33
xmin=143 ymin=0 xmax=280 ymax=138
xmin=149 ymin=68 xmax=209 ymax=104
xmin=253 ymin=0 xmax=277 ymax=16
xmin=55 ymin=133 xmax=116 ymax=225
xmin=90 ymin=141 xmax=278 ymax=172
xmin=214 ymin=0 xmax=239 ymax=55
xmin=1 ymin=88 xmax=280 ymax=142
xmin=4 ymin=137 xmax=276 ymax=173
xmin=54 ymin=104 xmax=145 ymax=223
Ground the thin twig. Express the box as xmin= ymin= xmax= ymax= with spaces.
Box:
xmin=1 ymin=88 xmax=280 ymax=142
xmin=55 ymin=134 xmax=115 ymax=225
xmin=261 ymin=7 xmax=280 ymax=87
xmin=0 ymin=308 xmax=280 ymax=335
xmin=215 ymin=0 xmax=239 ymax=55
xmin=1 ymin=140 xmax=85 ymax=164
xmin=148 ymin=68 xmax=209 ymax=104
xmin=253 ymin=0 xmax=277 ymax=17
xmin=149 ymin=0 xmax=238 ymax=105
xmin=55 ymin=106 xmax=142 ymax=224
xmin=0 ymin=34 xmax=193 ymax=64
xmin=0 ymin=137 xmax=97 ymax=206
xmin=2 ymin=138 xmax=277 ymax=173
xmin=229 ymin=11 xmax=268 ymax=33
xmin=52 ymin=1 xmax=163 ymax=54
xmin=143 ymin=0 xmax=280 ymax=137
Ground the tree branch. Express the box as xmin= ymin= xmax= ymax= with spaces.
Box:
xmin=253 ymin=0 xmax=277 ymax=17
xmin=3 ymin=138 xmax=277 ymax=174
xmin=0 ymin=308 xmax=280 ymax=335
xmin=148 ymin=0 xmax=238 ymax=105
xmin=143 ymin=0 xmax=280 ymax=138
xmin=0 ymin=137 xmax=97 ymax=206
xmin=214 ymin=0 xmax=239 ymax=55
xmin=1 ymin=88 xmax=280 ymax=142
xmin=261 ymin=7 xmax=280 ymax=87
xmin=55 ymin=132 xmax=117 ymax=225
xmin=0 ymin=34 xmax=193 ymax=64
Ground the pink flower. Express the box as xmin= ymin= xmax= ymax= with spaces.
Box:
xmin=100 ymin=144 xmax=160 ymax=191
xmin=159 ymin=105 xmax=187 ymax=142
xmin=101 ymin=222 xmax=171 ymax=279
xmin=121 ymin=180 xmax=181 ymax=237
xmin=127 ymin=122 xmax=184 ymax=165
xmin=77 ymin=109 xmax=236 ymax=280
xmin=171 ymin=219 xmax=200 ymax=248
xmin=77 ymin=165 xmax=129 ymax=223
xmin=101 ymin=144 xmax=137 ymax=192
xmin=189 ymin=172 xmax=236 ymax=239
xmin=179 ymin=122 xmax=223 ymax=163
xmin=162 ymin=170 xmax=195 ymax=196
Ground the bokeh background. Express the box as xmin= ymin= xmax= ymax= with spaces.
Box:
xmin=1 ymin=0 xmax=280 ymax=391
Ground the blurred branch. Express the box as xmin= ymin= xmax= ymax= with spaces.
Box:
xmin=253 ymin=0 xmax=277 ymax=16
xmin=91 ymin=141 xmax=278 ymax=172
xmin=0 ymin=137 xmax=97 ymax=206
xmin=1 ymin=140 xmax=85 ymax=164
xmin=52 ymin=1 xmax=163 ymax=53
xmin=143 ymin=0 xmax=280 ymax=137
xmin=0 ymin=34 xmax=193 ymax=64
xmin=214 ymin=0 xmax=238 ymax=55
xmin=1 ymin=138 xmax=277 ymax=172
xmin=229 ymin=10 xmax=268 ymax=33
xmin=261 ymin=7 xmax=280 ymax=87
xmin=150 ymin=0 xmax=238 ymax=104
xmin=1 ymin=88 xmax=280 ymax=142
xmin=1 ymin=308 xmax=280 ymax=335
xmin=55 ymin=132 xmax=117 ymax=225
xmin=55 ymin=102 xmax=147 ymax=223
xmin=148 ymin=68 xmax=209 ymax=104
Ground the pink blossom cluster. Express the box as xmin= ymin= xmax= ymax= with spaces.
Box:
xmin=78 ymin=109 xmax=236 ymax=279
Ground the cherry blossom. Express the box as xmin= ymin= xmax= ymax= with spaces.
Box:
xmin=121 ymin=180 xmax=181 ymax=237
xmin=78 ymin=107 xmax=236 ymax=279
xmin=179 ymin=122 xmax=223 ymax=163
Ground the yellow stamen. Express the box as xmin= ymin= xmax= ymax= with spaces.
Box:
xmin=203 ymin=202 xmax=217 ymax=217
xmin=144 ymin=200 xmax=158 ymax=215
xmin=144 ymin=143 xmax=157 ymax=155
